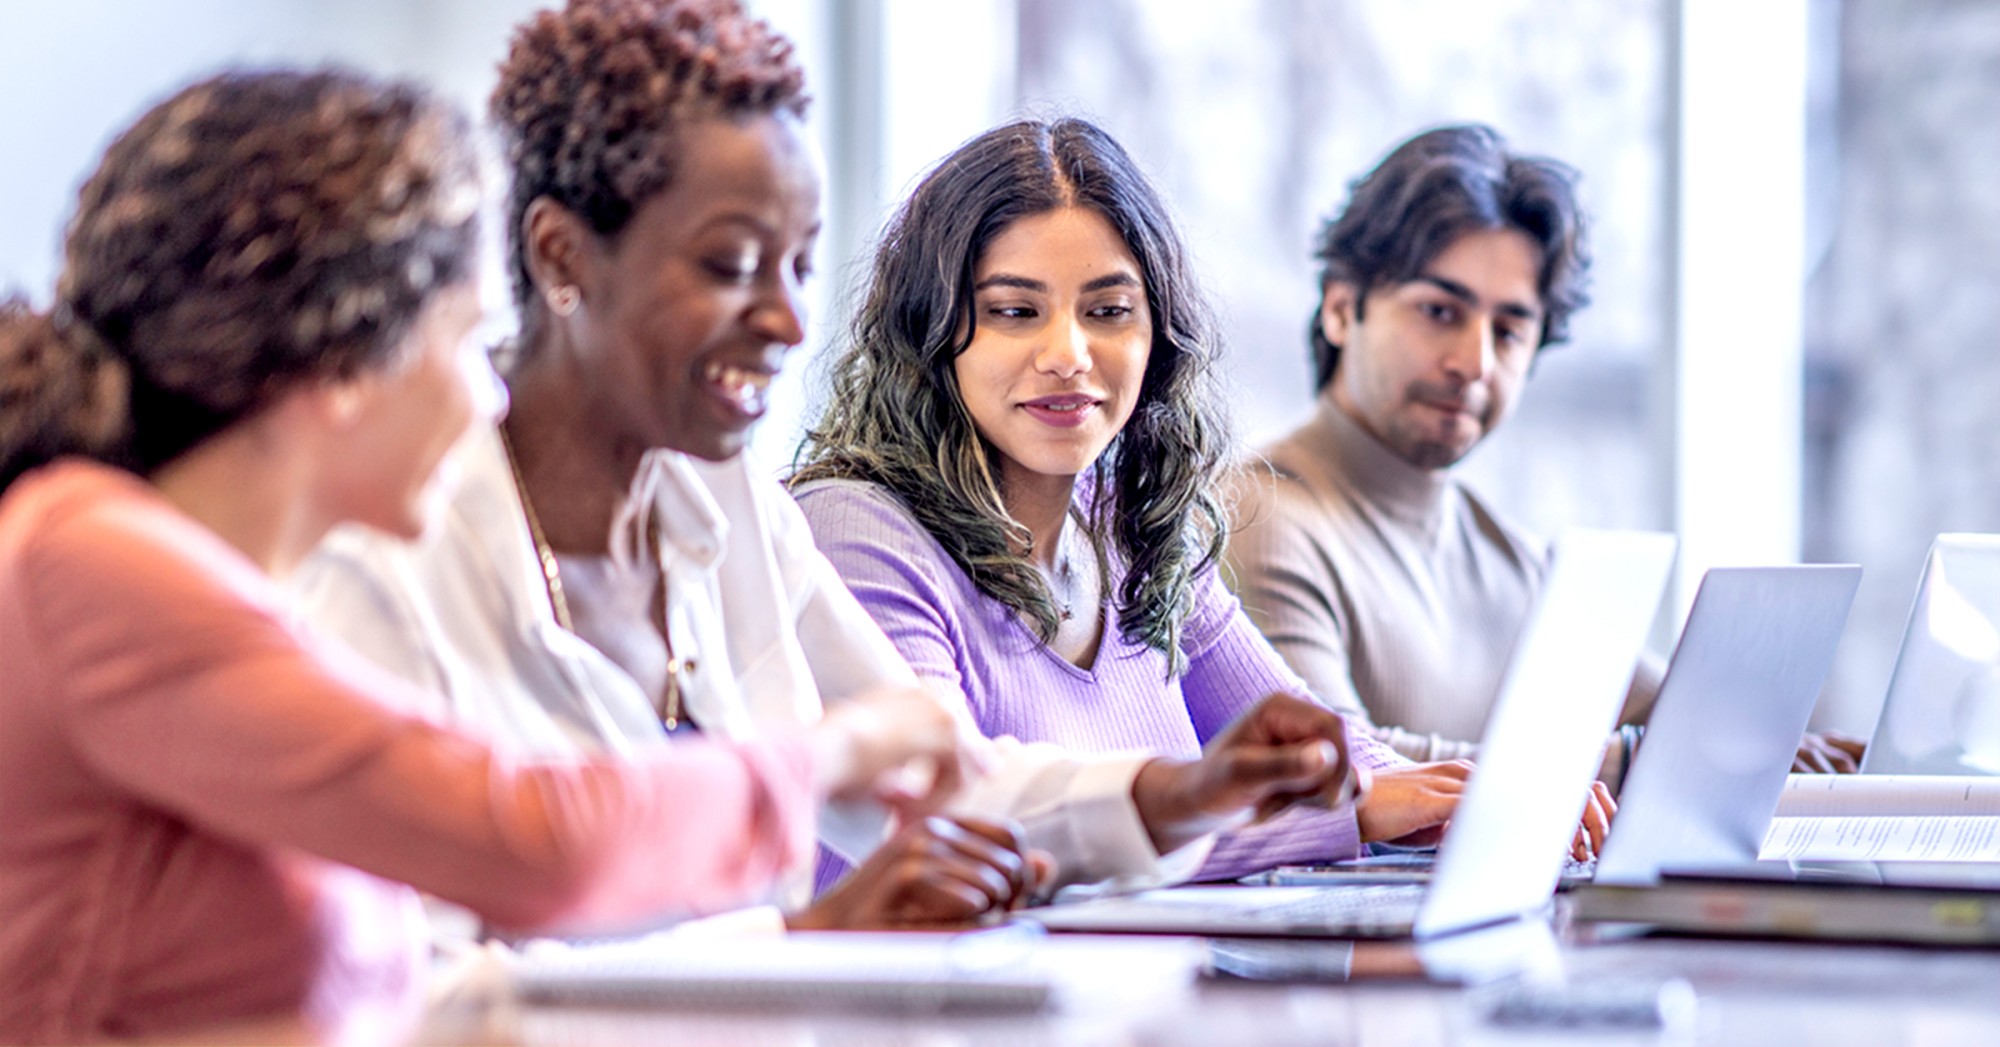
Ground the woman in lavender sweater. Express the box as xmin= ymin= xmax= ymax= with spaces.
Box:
xmin=791 ymin=118 xmax=1579 ymax=881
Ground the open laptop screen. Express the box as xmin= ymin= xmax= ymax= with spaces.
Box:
xmin=1593 ymin=565 xmax=1860 ymax=885
xmin=1416 ymin=529 xmax=1676 ymax=937
xmin=1862 ymin=534 xmax=2000 ymax=776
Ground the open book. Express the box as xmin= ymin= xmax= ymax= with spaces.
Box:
xmin=1760 ymin=774 xmax=2000 ymax=861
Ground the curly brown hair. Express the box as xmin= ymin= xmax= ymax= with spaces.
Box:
xmin=490 ymin=0 xmax=808 ymax=327
xmin=0 ymin=68 xmax=482 ymax=491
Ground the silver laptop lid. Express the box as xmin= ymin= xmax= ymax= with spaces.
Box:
xmin=1416 ymin=528 xmax=1676 ymax=938
xmin=1593 ymin=565 xmax=1862 ymax=886
xmin=1861 ymin=535 xmax=2000 ymax=776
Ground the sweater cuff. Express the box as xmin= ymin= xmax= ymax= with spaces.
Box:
xmin=1366 ymin=724 xmax=1474 ymax=765
xmin=772 ymin=735 xmax=824 ymax=865
xmin=749 ymin=734 xmax=825 ymax=910
xmin=1049 ymin=754 xmax=1216 ymax=890
xmin=1348 ymin=727 xmax=1416 ymax=770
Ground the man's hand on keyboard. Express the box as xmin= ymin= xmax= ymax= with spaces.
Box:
xmin=1793 ymin=730 xmax=1866 ymax=774
xmin=1572 ymin=780 xmax=1617 ymax=860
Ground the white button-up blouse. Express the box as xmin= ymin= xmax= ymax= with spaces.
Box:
xmin=294 ymin=426 xmax=1200 ymax=919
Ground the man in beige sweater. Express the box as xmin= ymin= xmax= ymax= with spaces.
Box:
xmin=1226 ymin=124 xmax=1860 ymax=777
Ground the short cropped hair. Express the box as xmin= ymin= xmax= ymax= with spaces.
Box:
xmin=490 ymin=0 xmax=808 ymax=324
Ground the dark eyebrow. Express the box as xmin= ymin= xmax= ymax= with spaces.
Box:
xmin=974 ymin=273 xmax=1047 ymax=293
xmin=1415 ymin=273 xmax=1540 ymax=321
xmin=1082 ymin=272 xmax=1141 ymax=293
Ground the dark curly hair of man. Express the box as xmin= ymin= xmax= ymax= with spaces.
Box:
xmin=490 ymin=0 xmax=808 ymax=315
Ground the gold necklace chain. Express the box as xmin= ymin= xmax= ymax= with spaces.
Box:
xmin=644 ymin=513 xmax=689 ymax=731
xmin=498 ymin=424 xmax=686 ymax=730
xmin=498 ymin=425 xmax=575 ymax=633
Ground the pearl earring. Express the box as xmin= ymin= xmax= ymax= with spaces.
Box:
xmin=546 ymin=284 xmax=580 ymax=317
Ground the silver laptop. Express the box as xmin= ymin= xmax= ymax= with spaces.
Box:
xmin=1024 ymin=528 xmax=1677 ymax=940
xmin=1284 ymin=565 xmax=1862 ymax=888
xmin=1590 ymin=565 xmax=1861 ymax=885
xmin=1860 ymin=534 xmax=2000 ymax=776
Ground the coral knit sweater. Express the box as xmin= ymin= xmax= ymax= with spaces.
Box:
xmin=0 ymin=462 xmax=816 ymax=1044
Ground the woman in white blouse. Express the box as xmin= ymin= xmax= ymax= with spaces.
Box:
xmin=298 ymin=0 xmax=1366 ymax=931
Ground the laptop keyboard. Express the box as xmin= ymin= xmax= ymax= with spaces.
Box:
xmin=1258 ymin=884 xmax=1426 ymax=929
xmin=1276 ymin=852 xmax=1597 ymax=883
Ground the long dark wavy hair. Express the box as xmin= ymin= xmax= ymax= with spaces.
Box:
xmin=793 ymin=117 xmax=1230 ymax=675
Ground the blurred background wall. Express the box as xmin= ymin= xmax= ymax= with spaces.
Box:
xmin=1803 ymin=0 xmax=2000 ymax=739
xmin=3 ymin=0 xmax=1994 ymax=735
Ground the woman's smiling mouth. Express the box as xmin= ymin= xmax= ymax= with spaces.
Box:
xmin=1020 ymin=393 xmax=1101 ymax=428
xmin=702 ymin=360 xmax=777 ymax=417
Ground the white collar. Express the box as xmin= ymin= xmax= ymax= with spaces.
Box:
xmin=455 ymin=428 xmax=732 ymax=640
xmin=609 ymin=448 xmax=730 ymax=575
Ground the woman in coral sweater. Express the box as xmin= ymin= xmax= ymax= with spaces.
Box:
xmin=0 ymin=68 xmax=968 ymax=1045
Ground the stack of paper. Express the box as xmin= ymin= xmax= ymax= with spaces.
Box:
xmin=1761 ymin=774 xmax=2000 ymax=862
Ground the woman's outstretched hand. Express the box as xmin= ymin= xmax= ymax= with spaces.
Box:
xmin=1130 ymin=693 xmax=1359 ymax=855
xmin=807 ymin=685 xmax=989 ymax=819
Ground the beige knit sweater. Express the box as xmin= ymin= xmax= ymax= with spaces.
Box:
xmin=1225 ymin=393 xmax=1653 ymax=762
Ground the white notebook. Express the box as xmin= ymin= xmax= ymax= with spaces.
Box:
xmin=508 ymin=927 xmax=1200 ymax=1014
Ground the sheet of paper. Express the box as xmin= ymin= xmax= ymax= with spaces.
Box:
xmin=1772 ymin=774 xmax=2000 ymax=817
xmin=1760 ymin=814 xmax=2000 ymax=861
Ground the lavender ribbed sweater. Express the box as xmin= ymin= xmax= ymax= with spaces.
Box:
xmin=793 ymin=479 xmax=1407 ymax=881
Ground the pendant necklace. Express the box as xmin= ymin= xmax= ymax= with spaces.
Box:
xmin=1053 ymin=524 xmax=1079 ymax=622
